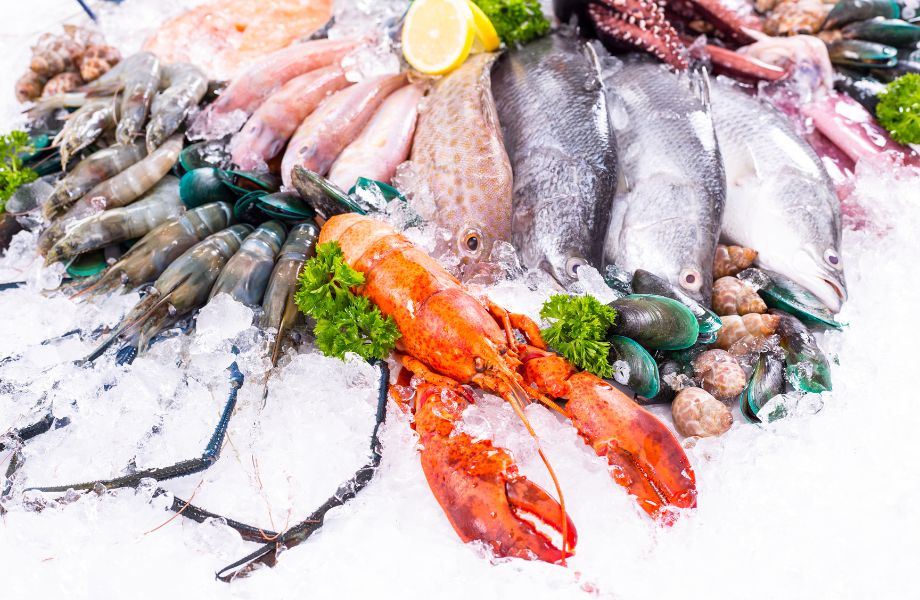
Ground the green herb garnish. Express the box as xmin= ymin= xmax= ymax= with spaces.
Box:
xmin=471 ymin=0 xmax=550 ymax=46
xmin=540 ymin=294 xmax=617 ymax=379
xmin=876 ymin=74 xmax=920 ymax=145
xmin=0 ymin=130 xmax=38 ymax=213
xmin=295 ymin=241 xmax=400 ymax=361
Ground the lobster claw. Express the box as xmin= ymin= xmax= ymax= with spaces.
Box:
xmin=414 ymin=384 xmax=577 ymax=563
xmin=521 ymin=354 xmax=697 ymax=522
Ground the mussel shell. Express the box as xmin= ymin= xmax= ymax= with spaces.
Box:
xmin=5 ymin=178 xmax=54 ymax=215
xmin=602 ymin=264 xmax=633 ymax=298
xmin=180 ymin=168 xmax=234 ymax=208
xmin=290 ymin=166 xmax=365 ymax=219
xmin=741 ymin=352 xmax=788 ymax=423
xmin=770 ymin=309 xmax=833 ymax=393
xmin=737 ymin=267 xmax=843 ymax=329
xmin=178 ymin=139 xmax=231 ymax=174
xmin=225 ymin=170 xmax=281 ymax=196
xmin=823 ymin=0 xmax=900 ymax=30
xmin=251 ymin=191 xmax=316 ymax=222
xmin=349 ymin=177 xmax=405 ymax=204
xmin=19 ymin=133 xmax=50 ymax=162
xmin=842 ymin=17 xmax=920 ymax=47
xmin=608 ymin=335 xmax=660 ymax=399
xmin=827 ymin=39 xmax=898 ymax=68
xmin=869 ymin=50 xmax=920 ymax=80
xmin=608 ymin=294 xmax=700 ymax=351
xmin=66 ymin=248 xmax=109 ymax=278
xmin=631 ymin=269 xmax=722 ymax=336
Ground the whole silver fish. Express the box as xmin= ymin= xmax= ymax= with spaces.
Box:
xmin=492 ymin=34 xmax=618 ymax=285
xmin=710 ymin=79 xmax=846 ymax=312
xmin=602 ymin=60 xmax=725 ymax=305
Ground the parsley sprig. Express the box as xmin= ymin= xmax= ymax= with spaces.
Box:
xmin=294 ymin=242 xmax=400 ymax=361
xmin=876 ymin=74 xmax=920 ymax=145
xmin=540 ymin=294 xmax=617 ymax=379
xmin=0 ymin=131 xmax=38 ymax=213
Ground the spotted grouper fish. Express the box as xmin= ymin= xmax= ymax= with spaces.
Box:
xmin=602 ymin=60 xmax=726 ymax=305
xmin=492 ymin=34 xmax=617 ymax=286
xmin=410 ymin=52 xmax=513 ymax=262
xmin=710 ymin=78 xmax=847 ymax=312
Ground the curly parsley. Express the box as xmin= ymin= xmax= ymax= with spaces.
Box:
xmin=295 ymin=241 xmax=400 ymax=361
xmin=540 ymin=294 xmax=617 ymax=379
xmin=0 ymin=130 xmax=38 ymax=213
xmin=876 ymin=74 xmax=920 ymax=145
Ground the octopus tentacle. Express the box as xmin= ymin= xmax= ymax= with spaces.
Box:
xmin=589 ymin=0 xmax=688 ymax=69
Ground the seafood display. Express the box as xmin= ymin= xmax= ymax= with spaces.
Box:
xmin=3 ymin=0 xmax=920 ymax=589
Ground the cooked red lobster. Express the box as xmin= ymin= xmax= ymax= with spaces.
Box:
xmin=320 ymin=213 xmax=697 ymax=562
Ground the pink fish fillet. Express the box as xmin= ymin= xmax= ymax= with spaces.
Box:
xmin=230 ymin=65 xmax=351 ymax=171
xmin=327 ymin=83 xmax=425 ymax=190
xmin=191 ymin=37 xmax=360 ymax=138
xmin=280 ymin=72 xmax=407 ymax=187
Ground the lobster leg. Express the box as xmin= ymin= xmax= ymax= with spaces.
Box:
xmin=412 ymin=381 xmax=576 ymax=563
xmin=521 ymin=351 xmax=697 ymax=521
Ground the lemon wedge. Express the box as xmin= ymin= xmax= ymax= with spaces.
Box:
xmin=466 ymin=1 xmax=501 ymax=52
xmin=402 ymin=0 xmax=476 ymax=75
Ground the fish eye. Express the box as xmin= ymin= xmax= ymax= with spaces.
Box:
xmin=824 ymin=249 xmax=841 ymax=269
xmin=679 ymin=268 xmax=703 ymax=292
xmin=565 ymin=256 xmax=587 ymax=279
xmin=459 ymin=228 xmax=482 ymax=255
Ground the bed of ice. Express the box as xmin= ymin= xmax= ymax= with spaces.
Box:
xmin=1 ymin=2 xmax=919 ymax=599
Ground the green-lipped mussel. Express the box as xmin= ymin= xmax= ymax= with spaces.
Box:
xmin=738 ymin=267 xmax=843 ymax=330
xmin=741 ymin=351 xmax=788 ymax=423
xmin=632 ymin=269 xmax=722 ymax=342
xmin=823 ymin=0 xmax=900 ymax=30
xmin=179 ymin=167 xmax=279 ymax=210
xmin=841 ymin=17 xmax=920 ymax=47
xmin=607 ymin=294 xmax=700 ymax=351
xmin=770 ymin=309 xmax=833 ymax=393
xmin=826 ymin=39 xmax=898 ymax=68
xmin=608 ymin=335 xmax=660 ymax=399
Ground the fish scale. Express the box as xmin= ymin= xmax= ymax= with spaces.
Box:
xmin=602 ymin=60 xmax=725 ymax=305
xmin=410 ymin=52 xmax=512 ymax=261
xmin=492 ymin=34 xmax=618 ymax=286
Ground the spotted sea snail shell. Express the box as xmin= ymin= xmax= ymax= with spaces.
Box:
xmin=715 ymin=313 xmax=781 ymax=352
xmin=713 ymin=244 xmax=758 ymax=279
xmin=712 ymin=276 xmax=767 ymax=316
xmin=693 ymin=349 xmax=748 ymax=400
xmin=672 ymin=387 xmax=733 ymax=438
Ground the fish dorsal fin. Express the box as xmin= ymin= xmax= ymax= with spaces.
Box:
xmin=689 ymin=66 xmax=712 ymax=113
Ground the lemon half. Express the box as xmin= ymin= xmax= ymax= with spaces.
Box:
xmin=402 ymin=0 xmax=476 ymax=75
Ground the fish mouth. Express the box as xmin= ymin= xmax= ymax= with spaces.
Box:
xmin=803 ymin=274 xmax=847 ymax=313
xmin=821 ymin=276 xmax=848 ymax=308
